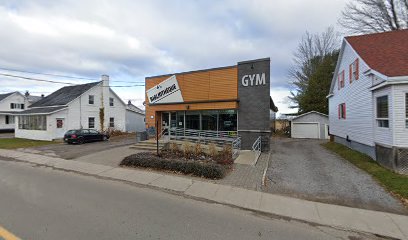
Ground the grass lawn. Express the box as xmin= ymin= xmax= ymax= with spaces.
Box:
xmin=322 ymin=142 xmax=408 ymax=204
xmin=0 ymin=138 xmax=58 ymax=149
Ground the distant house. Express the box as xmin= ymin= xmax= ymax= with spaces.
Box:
xmin=291 ymin=111 xmax=329 ymax=139
xmin=327 ymin=30 xmax=408 ymax=173
xmin=126 ymin=100 xmax=145 ymax=132
xmin=0 ymin=91 xmax=40 ymax=132
xmin=15 ymin=75 xmax=144 ymax=141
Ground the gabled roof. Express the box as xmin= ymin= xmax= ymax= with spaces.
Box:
xmin=345 ymin=29 xmax=408 ymax=77
xmin=26 ymin=95 xmax=42 ymax=103
xmin=29 ymin=81 xmax=100 ymax=108
xmin=0 ymin=92 xmax=17 ymax=102
xmin=292 ymin=111 xmax=328 ymax=120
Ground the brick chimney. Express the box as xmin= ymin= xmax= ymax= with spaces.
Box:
xmin=101 ymin=74 xmax=110 ymax=131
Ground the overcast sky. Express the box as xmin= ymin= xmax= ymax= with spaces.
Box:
xmin=0 ymin=0 xmax=347 ymax=113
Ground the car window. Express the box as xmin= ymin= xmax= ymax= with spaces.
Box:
xmin=81 ymin=129 xmax=90 ymax=134
xmin=66 ymin=130 xmax=77 ymax=134
xmin=89 ymin=130 xmax=99 ymax=134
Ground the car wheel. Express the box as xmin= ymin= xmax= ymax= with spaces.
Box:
xmin=78 ymin=138 xmax=84 ymax=144
xmin=103 ymin=136 xmax=108 ymax=141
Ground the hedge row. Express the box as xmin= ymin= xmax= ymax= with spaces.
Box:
xmin=120 ymin=153 xmax=227 ymax=179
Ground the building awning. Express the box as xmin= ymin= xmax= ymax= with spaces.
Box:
xmin=13 ymin=106 xmax=68 ymax=115
xmin=270 ymin=97 xmax=278 ymax=112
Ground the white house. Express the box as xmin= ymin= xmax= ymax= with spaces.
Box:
xmin=0 ymin=92 xmax=26 ymax=132
xmin=0 ymin=91 xmax=41 ymax=132
xmin=328 ymin=29 xmax=408 ymax=174
xmin=15 ymin=75 xmax=145 ymax=141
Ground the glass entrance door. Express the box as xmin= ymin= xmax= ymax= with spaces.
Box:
xmin=162 ymin=112 xmax=169 ymax=134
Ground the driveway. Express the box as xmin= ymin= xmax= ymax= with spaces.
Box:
xmin=265 ymin=138 xmax=407 ymax=214
xmin=19 ymin=135 xmax=136 ymax=160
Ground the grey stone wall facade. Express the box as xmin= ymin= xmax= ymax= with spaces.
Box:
xmin=237 ymin=58 xmax=271 ymax=151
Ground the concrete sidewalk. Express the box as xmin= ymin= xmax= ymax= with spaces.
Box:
xmin=0 ymin=149 xmax=407 ymax=240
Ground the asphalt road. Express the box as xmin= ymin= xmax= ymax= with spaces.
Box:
xmin=0 ymin=159 xmax=382 ymax=240
xmin=265 ymin=138 xmax=407 ymax=214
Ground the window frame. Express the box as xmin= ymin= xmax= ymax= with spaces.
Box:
xmin=338 ymin=103 xmax=346 ymax=119
xmin=349 ymin=58 xmax=359 ymax=83
xmin=109 ymin=117 xmax=114 ymax=128
xmin=109 ymin=97 xmax=114 ymax=107
xmin=376 ymin=95 xmax=389 ymax=128
xmin=89 ymin=95 xmax=94 ymax=105
xmin=338 ymin=70 xmax=345 ymax=89
xmin=88 ymin=117 xmax=95 ymax=128
xmin=405 ymin=93 xmax=408 ymax=128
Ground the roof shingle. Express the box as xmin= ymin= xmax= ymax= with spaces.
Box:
xmin=29 ymin=81 xmax=100 ymax=108
xmin=346 ymin=29 xmax=408 ymax=77
xmin=0 ymin=92 xmax=16 ymax=102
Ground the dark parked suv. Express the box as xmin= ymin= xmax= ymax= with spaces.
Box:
xmin=64 ymin=129 xmax=109 ymax=144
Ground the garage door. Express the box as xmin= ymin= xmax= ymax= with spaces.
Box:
xmin=291 ymin=122 xmax=319 ymax=139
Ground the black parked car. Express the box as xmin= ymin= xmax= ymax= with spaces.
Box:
xmin=64 ymin=129 xmax=109 ymax=144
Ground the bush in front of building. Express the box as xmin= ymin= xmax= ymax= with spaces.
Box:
xmin=120 ymin=152 xmax=227 ymax=179
xmin=214 ymin=145 xmax=233 ymax=165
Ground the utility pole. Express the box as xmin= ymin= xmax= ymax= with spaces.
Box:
xmin=156 ymin=120 xmax=159 ymax=156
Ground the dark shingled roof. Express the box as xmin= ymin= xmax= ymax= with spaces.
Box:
xmin=29 ymin=81 xmax=100 ymax=108
xmin=14 ymin=106 xmax=67 ymax=115
xmin=0 ymin=92 xmax=16 ymax=102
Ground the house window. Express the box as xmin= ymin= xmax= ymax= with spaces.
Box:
xmin=10 ymin=103 xmax=24 ymax=109
xmin=56 ymin=119 xmax=63 ymax=128
xmin=338 ymin=70 xmax=345 ymax=90
xmin=88 ymin=117 xmax=95 ymax=128
xmin=109 ymin=117 xmax=114 ymax=128
xmin=89 ymin=95 xmax=94 ymax=104
xmin=5 ymin=115 xmax=15 ymax=124
xmin=338 ymin=103 xmax=346 ymax=119
xmin=109 ymin=97 xmax=114 ymax=107
xmin=349 ymin=58 xmax=359 ymax=83
xmin=376 ymin=95 xmax=389 ymax=128
xmin=18 ymin=115 xmax=47 ymax=130
xmin=405 ymin=93 xmax=408 ymax=128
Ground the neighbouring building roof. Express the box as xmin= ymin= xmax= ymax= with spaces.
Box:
xmin=29 ymin=81 xmax=100 ymax=108
xmin=346 ymin=29 xmax=408 ymax=77
xmin=0 ymin=92 xmax=16 ymax=102
xmin=26 ymin=95 xmax=42 ymax=103
xmin=292 ymin=111 xmax=328 ymax=120
xmin=270 ymin=97 xmax=278 ymax=112
xmin=14 ymin=106 xmax=67 ymax=115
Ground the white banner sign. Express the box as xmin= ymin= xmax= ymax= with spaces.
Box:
xmin=147 ymin=75 xmax=183 ymax=104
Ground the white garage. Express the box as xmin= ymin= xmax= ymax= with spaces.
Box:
xmin=291 ymin=111 xmax=329 ymax=139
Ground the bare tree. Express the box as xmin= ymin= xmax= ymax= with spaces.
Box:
xmin=289 ymin=27 xmax=339 ymax=109
xmin=339 ymin=0 xmax=408 ymax=34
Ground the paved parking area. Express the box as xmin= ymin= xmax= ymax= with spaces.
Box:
xmin=265 ymin=138 xmax=407 ymax=214
xmin=19 ymin=135 xmax=136 ymax=160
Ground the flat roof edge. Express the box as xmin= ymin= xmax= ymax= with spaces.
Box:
xmin=146 ymin=65 xmax=237 ymax=80
xmin=237 ymin=57 xmax=270 ymax=65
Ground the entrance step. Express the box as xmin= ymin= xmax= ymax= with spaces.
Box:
xmin=234 ymin=150 xmax=257 ymax=165
xmin=130 ymin=139 xmax=166 ymax=151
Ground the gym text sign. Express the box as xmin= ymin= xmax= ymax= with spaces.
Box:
xmin=241 ymin=73 xmax=266 ymax=87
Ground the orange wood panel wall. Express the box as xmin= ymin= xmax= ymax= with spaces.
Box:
xmin=145 ymin=66 xmax=238 ymax=129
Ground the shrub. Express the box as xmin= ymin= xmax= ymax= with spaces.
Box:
xmin=183 ymin=142 xmax=194 ymax=159
xmin=215 ymin=145 xmax=233 ymax=165
xmin=208 ymin=143 xmax=218 ymax=158
xmin=120 ymin=152 xmax=226 ymax=179
xmin=169 ymin=142 xmax=180 ymax=153
xmin=194 ymin=142 xmax=203 ymax=157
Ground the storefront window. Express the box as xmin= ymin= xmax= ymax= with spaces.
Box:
xmin=185 ymin=111 xmax=200 ymax=130
xmin=201 ymin=111 xmax=218 ymax=131
xmin=176 ymin=112 xmax=184 ymax=128
xmin=218 ymin=110 xmax=237 ymax=131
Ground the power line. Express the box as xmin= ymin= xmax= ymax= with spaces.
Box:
xmin=1 ymin=72 xmax=145 ymax=87
xmin=0 ymin=67 xmax=98 ymax=81
xmin=0 ymin=73 xmax=75 ymax=85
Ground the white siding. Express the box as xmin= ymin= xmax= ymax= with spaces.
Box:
xmin=14 ymin=113 xmax=67 ymax=141
xmin=373 ymin=86 xmax=393 ymax=146
xmin=0 ymin=93 xmax=26 ymax=130
xmin=328 ymin=42 xmax=375 ymax=146
xmin=125 ymin=110 xmax=145 ymax=132
xmin=392 ymin=84 xmax=408 ymax=147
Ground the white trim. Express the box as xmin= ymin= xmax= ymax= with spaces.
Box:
xmin=0 ymin=92 xmax=24 ymax=104
xmin=12 ymin=107 xmax=68 ymax=116
xmin=292 ymin=111 xmax=328 ymax=120
xmin=370 ymin=80 xmax=408 ymax=91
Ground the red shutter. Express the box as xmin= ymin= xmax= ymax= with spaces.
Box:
xmin=349 ymin=64 xmax=352 ymax=83
xmin=343 ymin=103 xmax=346 ymax=119
xmin=355 ymin=59 xmax=359 ymax=80
xmin=338 ymin=105 xmax=340 ymax=119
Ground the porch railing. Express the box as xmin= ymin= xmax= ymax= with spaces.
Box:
xmin=232 ymin=137 xmax=241 ymax=159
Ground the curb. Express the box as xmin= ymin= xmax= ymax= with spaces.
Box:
xmin=0 ymin=149 xmax=407 ymax=240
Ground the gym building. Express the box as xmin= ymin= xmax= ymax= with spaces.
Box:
xmin=144 ymin=58 xmax=277 ymax=151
